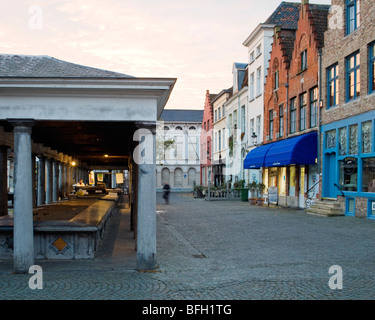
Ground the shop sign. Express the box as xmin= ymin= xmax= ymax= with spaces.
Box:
xmin=268 ymin=186 xmax=278 ymax=205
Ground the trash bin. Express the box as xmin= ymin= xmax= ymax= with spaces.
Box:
xmin=241 ymin=188 xmax=248 ymax=201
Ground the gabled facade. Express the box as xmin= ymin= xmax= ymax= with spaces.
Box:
xmin=243 ymin=1 xmax=300 ymax=189
xmin=246 ymin=0 xmax=329 ymax=209
xmin=243 ymin=23 xmax=274 ymax=185
xmin=156 ymin=109 xmax=203 ymax=191
xmin=320 ymin=0 xmax=375 ymax=218
xmin=224 ymin=63 xmax=248 ymax=186
xmin=200 ymin=90 xmax=216 ymax=187
xmin=211 ymin=88 xmax=231 ymax=186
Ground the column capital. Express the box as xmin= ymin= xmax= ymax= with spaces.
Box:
xmin=135 ymin=121 xmax=157 ymax=133
xmin=8 ymin=119 xmax=35 ymax=131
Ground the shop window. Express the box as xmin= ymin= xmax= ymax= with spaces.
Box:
xmin=339 ymin=158 xmax=357 ymax=191
xmin=326 ymin=129 xmax=336 ymax=149
xmin=349 ymin=124 xmax=358 ymax=154
xmin=339 ymin=127 xmax=347 ymax=156
xmin=361 ymin=121 xmax=372 ymax=154
xmin=289 ymin=166 xmax=296 ymax=196
xmin=362 ymin=158 xmax=375 ymax=193
xmin=346 ymin=197 xmax=355 ymax=216
xmin=368 ymin=199 xmax=375 ymax=219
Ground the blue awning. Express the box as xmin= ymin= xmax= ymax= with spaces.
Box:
xmin=243 ymin=143 xmax=273 ymax=169
xmin=264 ymin=132 xmax=317 ymax=167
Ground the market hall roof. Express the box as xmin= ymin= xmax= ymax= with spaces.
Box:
xmin=0 ymin=54 xmax=134 ymax=78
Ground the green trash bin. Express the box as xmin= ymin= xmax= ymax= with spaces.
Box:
xmin=241 ymin=188 xmax=248 ymax=201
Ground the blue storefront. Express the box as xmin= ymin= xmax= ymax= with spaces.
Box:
xmin=244 ymin=131 xmax=318 ymax=208
xmin=322 ymin=110 xmax=375 ymax=219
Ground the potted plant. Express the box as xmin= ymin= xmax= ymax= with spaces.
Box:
xmin=193 ymin=185 xmax=204 ymax=198
xmin=248 ymin=181 xmax=258 ymax=205
xmin=256 ymin=183 xmax=266 ymax=206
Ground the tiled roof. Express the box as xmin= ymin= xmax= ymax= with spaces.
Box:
xmin=160 ymin=109 xmax=203 ymax=122
xmin=309 ymin=4 xmax=330 ymax=48
xmin=0 ymin=54 xmax=133 ymax=78
xmin=264 ymin=2 xmax=301 ymax=30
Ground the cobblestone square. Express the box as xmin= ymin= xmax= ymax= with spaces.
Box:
xmin=0 ymin=193 xmax=374 ymax=300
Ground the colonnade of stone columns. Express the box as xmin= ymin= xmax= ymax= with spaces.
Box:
xmin=0 ymin=122 xmax=88 ymax=273
xmin=1 ymin=120 xmax=157 ymax=273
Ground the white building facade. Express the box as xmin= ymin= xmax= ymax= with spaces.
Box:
xmin=224 ymin=63 xmax=249 ymax=186
xmin=242 ymin=23 xmax=275 ymax=184
xmin=156 ymin=109 xmax=203 ymax=191
xmin=211 ymin=88 xmax=231 ymax=186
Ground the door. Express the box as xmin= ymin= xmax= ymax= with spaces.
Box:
xmin=323 ymin=152 xmax=337 ymax=198
xmin=174 ymin=168 xmax=182 ymax=187
xmin=161 ymin=168 xmax=170 ymax=185
xmin=188 ymin=168 xmax=196 ymax=187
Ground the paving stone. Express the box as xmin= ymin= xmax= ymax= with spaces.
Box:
xmin=0 ymin=193 xmax=374 ymax=300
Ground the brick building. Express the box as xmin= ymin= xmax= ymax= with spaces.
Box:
xmin=320 ymin=0 xmax=375 ymax=218
xmin=247 ymin=0 xmax=329 ymax=208
xmin=200 ymin=90 xmax=217 ymax=187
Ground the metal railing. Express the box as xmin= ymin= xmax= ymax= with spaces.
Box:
xmin=305 ymin=179 xmax=321 ymax=209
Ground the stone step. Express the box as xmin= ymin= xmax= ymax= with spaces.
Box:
xmin=312 ymin=201 xmax=341 ymax=209
xmin=306 ymin=207 xmax=344 ymax=216
xmin=305 ymin=199 xmax=344 ymax=217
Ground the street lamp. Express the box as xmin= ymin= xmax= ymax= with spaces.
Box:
xmin=251 ymin=132 xmax=258 ymax=146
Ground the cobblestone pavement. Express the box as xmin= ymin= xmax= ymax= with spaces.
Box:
xmin=0 ymin=193 xmax=374 ymax=300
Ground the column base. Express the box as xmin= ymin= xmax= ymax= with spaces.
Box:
xmin=137 ymin=252 xmax=157 ymax=271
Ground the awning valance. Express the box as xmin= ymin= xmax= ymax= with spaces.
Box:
xmin=244 ymin=132 xmax=317 ymax=169
xmin=243 ymin=143 xmax=273 ymax=169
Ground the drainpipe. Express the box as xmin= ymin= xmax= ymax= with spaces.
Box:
xmin=318 ymin=48 xmax=323 ymax=198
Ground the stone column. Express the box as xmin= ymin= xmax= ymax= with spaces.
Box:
xmin=37 ymin=156 xmax=46 ymax=206
xmin=111 ymin=170 xmax=116 ymax=188
xmin=0 ymin=146 xmax=9 ymax=216
xmin=12 ymin=121 xmax=34 ymax=273
xmin=45 ymin=158 xmax=53 ymax=204
xmin=32 ymin=155 xmax=37 ymax=208
xmin=66 ymin=165 xmax=71 ymax=195
xmin=59 ymin=162 xmax=65 ymax=199
xmin=52 ymin=160 xmax=59 ymax=202
xmin=135 ymin=123 xmax=157 ymax=270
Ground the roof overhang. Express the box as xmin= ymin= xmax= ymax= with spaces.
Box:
xmin=0 ymin=77 xmax=176 ymax=122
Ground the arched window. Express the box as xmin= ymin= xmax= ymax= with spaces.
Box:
xmin=175 ymin=126 xmax=183 ymax=130
xmin=163 ymin=126 xmax=169 ymax=131
xmin=174 ymin=168 xmax=182 ymax=186
xmin=189 ymin=126 xmax=196 ymax=131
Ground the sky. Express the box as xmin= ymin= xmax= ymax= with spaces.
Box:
xmin=0 ymin=0 xmax=332 ymax=110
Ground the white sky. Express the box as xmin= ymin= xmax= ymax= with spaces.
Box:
xmin=0 ymin=0 xmax=331 ymax=110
